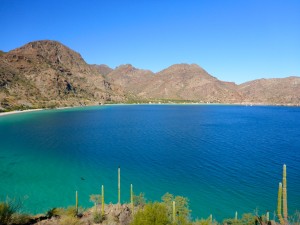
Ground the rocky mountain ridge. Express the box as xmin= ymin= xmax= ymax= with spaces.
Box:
xmin=0 ymin=40 xmax=299 ymax=111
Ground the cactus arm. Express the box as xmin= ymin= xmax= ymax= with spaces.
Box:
xmin=283 ymin=164 xmax=288 ymax=222
xmin=118 ymin=167 xmax=121 ymax=204
xmin=75 ymin=190 xmax=78 ymax=215
xmin=131 ymin=184 xmax=134 ymax=213
xmin=172 ymin=201 xmax=176 ymax=223
xmin=102 ymin=185 xmax=105 ymax=216
xmin=277 ymin=182 xmax=285 ymax=225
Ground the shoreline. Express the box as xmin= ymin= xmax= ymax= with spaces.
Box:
xmin=0 ymin=102 xmax=299 ymax=118
xmin=0 ymin=107 xmax=74 ymax=117
xmin=0 ymin=108 xmax=44 ymax=117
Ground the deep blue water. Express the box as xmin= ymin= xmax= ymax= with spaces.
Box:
xmin=0 ymin=105 xmax=299 ymax=220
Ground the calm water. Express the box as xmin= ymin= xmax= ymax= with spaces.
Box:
xmin=0 ymin=105 xmax=299 ymax=220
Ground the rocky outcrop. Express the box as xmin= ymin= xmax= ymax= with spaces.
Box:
xmin=33 ymin=204 xmax=134 ymax=225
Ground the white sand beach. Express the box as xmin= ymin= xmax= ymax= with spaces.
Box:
xmin=0 ymin=109 xmax=44 ymax=117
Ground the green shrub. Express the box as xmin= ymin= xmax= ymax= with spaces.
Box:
xmin=65 ymin=206 xmax=78 ymax=217
xmin=0 ymin=202 xmax=14 ymax=224
xmin=133 ymin=193 xmax=146 ymax=207
xmin=50 ymin=206 xmax=83 ymax=218
xmin=290 ymin=211 xmax=300 ymax=225
xmin=193 ymin=217 xmax=219 ymax=225
xmin=59 ymin=215 xmax=82 ymax=225
xmin=11 ymin=213 xmax=31 ymax=224
xmin=89 ymin=194 xmax=102 ymax=206
xmin=46 ymin=207 xmax=62 ymax=218
xmin=0 ymin=198 xmax=22 ymax=224
xmin=93 ymin=212 xmax=104 ymax=224
xmin=130 ymin=202 xmax=169 ymax=225
xmin=223 ymin=213 xmax=256 ymax=225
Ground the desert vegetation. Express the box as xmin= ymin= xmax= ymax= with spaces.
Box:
xmin=0 ymin=165 xmax=297 ymax=225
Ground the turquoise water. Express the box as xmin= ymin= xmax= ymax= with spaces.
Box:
xmin=0 ymin=105 xmax=299 ymax=220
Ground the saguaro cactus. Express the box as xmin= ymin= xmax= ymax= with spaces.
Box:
xmin=172 ymin=201 xmax=176 ymax=223
xmin=266 ymin=211 xmax=269 ymax=222
xmin=130 ymin=184 xmax=134 ymax=213
xmin=102 ymin=185 xmax=105 ymax=216
xmin=118 ymin=166 xmax=121 ymax=204
xmin=282 ymin=164 xmax=288 ymax=222
xmin=75 ymin=191 xmax=78 ymax=215
xmin=277 ymin=182 xmax=284 ymax=225
xmin=235 ymin=211 xmax=238 ymax=220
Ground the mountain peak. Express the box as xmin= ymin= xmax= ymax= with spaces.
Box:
xmin=17 ymin=40 xmax=71 ymax=53
xmin=5 ymin=40 xmax=87 ymax=71
xmin=90 ymin=64 xmax=113 ymax=76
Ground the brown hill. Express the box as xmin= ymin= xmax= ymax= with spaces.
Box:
xmin=140 ymin=64 xmax=243 ymax=103
xmin=105 ymin=63 xmax=243 ymax=103
xmin=0 ymin=40 xmax=125 ymax=110
xmin=105 ymin=64 xmax=155 ymax=97
xmin=1 ymin=40 xmax=299 ymax=110
xmin=239 ymin=76 xmax=300 ymax=105
xmin=90 ymin=64 xmax=113 ymax=76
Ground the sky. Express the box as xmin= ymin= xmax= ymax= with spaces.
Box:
xmin=0 ymin=0 xmax=299 ymax=84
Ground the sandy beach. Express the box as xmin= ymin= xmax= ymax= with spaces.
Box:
xmin=0 ymin=108 xmax=44 ymax=117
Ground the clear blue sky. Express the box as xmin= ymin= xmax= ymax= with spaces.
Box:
xmin=0 ymin=0 xmax=299 ymax=84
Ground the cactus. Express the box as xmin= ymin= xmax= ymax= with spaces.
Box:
xmin=209 ymin=214 xmax=213 ymax=222
xmin=130 ymin=184 xmax=134 ymax=213
xmin=277 ymin=182 xmax=284 ymax=225
xmin=235 ymin=211 xmax=238 ymax=220
xmin=173 ymin=201 xmax=176 ymax=223
xmin=266 ymin=211 xmax=269 ymax=222
xmin=282 ymin=164 xmax=288 ymax=222
xmin=75 ymin=190 xmax=78 ymax=215
xmin=118 ymin=166 xmax=121 ymax=204
xmin=102 ymin=185 xmax=105 ymax=216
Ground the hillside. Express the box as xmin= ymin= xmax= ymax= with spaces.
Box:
xmin=1 ymin=40 xmax=300 ymax=111
xmin=130 ymin=63 xmax=243 ymax=103
xmin=239 ymin=77 xmax=300 ymax=105
xmin=0 ymin=41 xmax=125 ymax=111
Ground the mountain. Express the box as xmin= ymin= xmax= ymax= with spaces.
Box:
xmin=134 ymin=64 xmax=243 ymax=103
xmin=105 ymin=64 xmax=155 ymax=96
xmin=0 ymin=40 xmax=125 ymax=110
xmin=104 ymin=63 xmax=300 ymax=105
xmin=239 ymin=76 xmax=300 ymax=105
xmin=90 ymin=64 xmax=113 ymax=76
xmin=1 ymin=40 xmax=299 ymax=111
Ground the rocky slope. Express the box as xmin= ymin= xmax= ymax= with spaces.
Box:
xmin=239 ymin=76 xmax=300 ymax=105
xmin=103 ymin=64 xmax=299 ymax=105
xmin=1 ymin=40 xmax=299 ymax=110
xmin=90 ymin=64 xmax=114 ymax=76
xmin=105 ymin=64 xmax=155 ymax=98
xmin=0 ymin=40 xmax=125 ymax=111
xmin=134 ymin=64 xmax=242 ymax=103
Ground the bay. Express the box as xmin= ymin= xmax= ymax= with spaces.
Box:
xmin=0 ymin=105 xmax=299 ymax=220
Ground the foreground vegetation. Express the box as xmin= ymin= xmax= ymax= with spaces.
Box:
xmin=1 ymin=192 xmax=300 ymax=225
